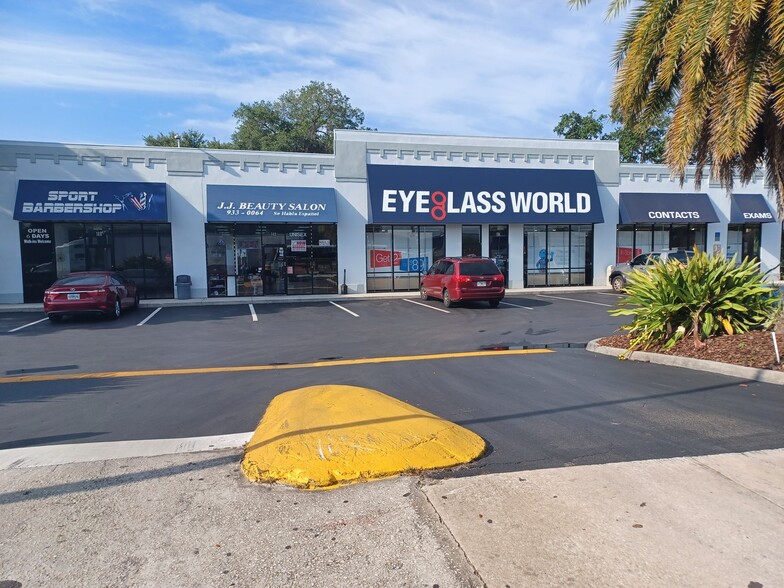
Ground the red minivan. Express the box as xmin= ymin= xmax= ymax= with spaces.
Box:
xmin=420 ymin=257 xmax=505 ymax=308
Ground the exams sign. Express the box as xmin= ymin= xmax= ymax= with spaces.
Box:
xmin=367 ymin=164 xmax=603 ymax=223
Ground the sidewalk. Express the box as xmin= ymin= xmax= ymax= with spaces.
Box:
xmin=1 ymin=444 xmax=782 ymax=587
xmin=0 ymin=285 xmax=613 ymax=313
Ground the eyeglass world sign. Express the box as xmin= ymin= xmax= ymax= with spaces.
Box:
xmin=381 ymin=189 xmax=592 ymax=221
xmin=367 ymin=165 xmax=604 ymax=224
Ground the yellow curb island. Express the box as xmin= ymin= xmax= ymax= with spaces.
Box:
xmin=241 ymin=385 xmax=486 ymax=490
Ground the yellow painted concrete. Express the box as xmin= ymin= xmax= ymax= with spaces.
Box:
xmin=241 ymin=385 xmax=487 ymax=490
xmin=0 ymin=348 xmax=552 ymax=384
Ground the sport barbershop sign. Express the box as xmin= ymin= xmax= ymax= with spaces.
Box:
xmin=367 ymin=165 xmax=604 ymax=223
xmin=14 ymin=180 xmax=168 ymax=222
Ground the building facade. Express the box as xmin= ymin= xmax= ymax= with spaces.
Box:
xmin=0 ymin=130 xmax=778 ymax=304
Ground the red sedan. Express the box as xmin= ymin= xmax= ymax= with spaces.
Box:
xmin=43 ymin=271 xmax=139 ymax=322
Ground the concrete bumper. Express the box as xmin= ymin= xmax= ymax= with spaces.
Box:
xmin=241 ymin=385 xmax=486 ymax=489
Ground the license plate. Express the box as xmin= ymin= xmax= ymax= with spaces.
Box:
xmin=476 ymin=281 xmax=486 ymax=287
xmin=67 ymin=293 xmax=80 ymax=300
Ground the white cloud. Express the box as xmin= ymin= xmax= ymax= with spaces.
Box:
xmin=0 ymin=1 xmax=624 ymax=140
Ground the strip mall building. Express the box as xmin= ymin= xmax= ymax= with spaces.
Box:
xmin=0 ymin=130 xmax=779 ymax=304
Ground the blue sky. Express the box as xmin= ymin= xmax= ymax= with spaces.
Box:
xmin=0 ymin=1 xmax=626 ymax=147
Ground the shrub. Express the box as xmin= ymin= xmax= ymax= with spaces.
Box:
xmin=610 ymin=249 xmax=779 ymax=351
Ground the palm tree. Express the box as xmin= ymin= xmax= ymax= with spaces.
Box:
xmin=570 ymin=0 xmax=784 ymax=212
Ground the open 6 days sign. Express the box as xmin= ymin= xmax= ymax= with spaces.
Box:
xmin=367 ymin=164 xmax=604 ymax=224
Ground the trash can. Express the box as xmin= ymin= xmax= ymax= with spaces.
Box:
xmin=175 ymin=274 xmax=191 ymax=299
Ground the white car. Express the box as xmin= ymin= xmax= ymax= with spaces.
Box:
xmin=609 ymin=249 xmax=693 ymax=292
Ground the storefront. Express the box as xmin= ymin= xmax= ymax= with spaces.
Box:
xmin=205 ymin=185 xmax=339 ymax=296
xmin=727 ymin=194 xmax=777 ymax=262
xmin=365 ymin=164 xmax=604 ymax=291
xmin=0 ymin=132 xmax=779 ymax=304
xmin=615 ymin=192 xmax=719 ymax=262
xmin=13 ymin=180 xmax=172 ymax=302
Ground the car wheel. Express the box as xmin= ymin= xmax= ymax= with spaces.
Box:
xmin=420 ymin=283 xmax=429 ymax=300
xmin=611 ymin=275 xmax=626 ymax=292
xmin=47 ymin=314 xmax=62 ymax=323
xmin=489 ymin=299 xmax=500 ymax=308
xmin=442 ymin=289 xmax=452 ymax=308
xmin=108 ymin=298 xmax=122 ymax=320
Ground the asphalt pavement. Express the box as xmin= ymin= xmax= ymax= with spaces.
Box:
xmin=2 ymin=292 xmax=783 ymax=586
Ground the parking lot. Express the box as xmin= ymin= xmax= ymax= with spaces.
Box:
xmin=2 ymin=291 xmax=783 ymax=477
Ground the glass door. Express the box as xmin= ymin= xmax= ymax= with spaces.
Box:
xmin=205 ymin=225 xmax=230 ymax=297
xmin=235 ymin=225 xmax=262 ymax=296
xmin=85 ymin=224 xmax=113 ymax=271
xmin=489 ymin=225 xmax=508 ymax=286
xmin=262 ymin=227 xmax=287 ymax=295
xmin=286 ymin=225 xmax=312 ymax=295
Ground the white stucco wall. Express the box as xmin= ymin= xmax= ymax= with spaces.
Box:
xmin=0 ymin=134 xmax=780 ymax=304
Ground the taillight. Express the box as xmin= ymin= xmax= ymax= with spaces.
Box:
xmin=458 ymin=276 xmax=472 ymax=284
xmin=495 ymin=274 xmax=504 ymax=284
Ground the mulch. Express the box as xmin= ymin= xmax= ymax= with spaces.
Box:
xmin=596 ymin=330 xmax=784 ymax=372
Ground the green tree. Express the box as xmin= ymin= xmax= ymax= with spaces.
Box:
xmin=143 ymin=129 xmax=232 ymax=149
xmin=232 ymin=81 xmax=373 ymax=153
xmin=554 ymin=109 xmax=669 ymax=163
xmin=570 ymin=0 xmax=784 ymax=208
xmin=553 ymin=110 xmax=607 ymax=139
xmin=603 ymin=110 xmax=670 ymax=164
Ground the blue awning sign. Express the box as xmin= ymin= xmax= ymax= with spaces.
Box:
xmin=14 ymin=180 xmax=168 ymax=222
xmin=730 ymin=194 xmax=776 ymax=223
xmin=206 ymin=185 xmax=338 ymax=223
xmin=367 ymin=165 xmax=604 ymax=224
xmin=619 ymin=192 xmax=719 ymax=224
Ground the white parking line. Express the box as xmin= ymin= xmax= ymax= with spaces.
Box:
xmin=329 ymin=301 xmax=359 ymax=317
xmin=249 ymin=303 xmax=258 ymax=322
xmin=537 ymin=294 xmax=612 ymax=307
xmin=595 ymin=291 xmax=624 ymax=297
xmin=8 ymin=317 xmax=49 ymax=333
xmin=500 ymin=301 xmax=534 ymax=310
xmin=137 ymin=307 xmax=162 ymax=326
xmin=403 ymin=299 xmax=451 ymax=313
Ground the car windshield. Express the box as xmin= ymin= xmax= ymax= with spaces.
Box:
xmin=460 ymin=261 xmax=500 ymax=276
xmin=54 ymin=275 xmax=106 ymax=287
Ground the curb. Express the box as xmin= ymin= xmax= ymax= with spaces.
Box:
xmin=0 ymin=286 xmax=617 ymax=313
xmin=587 ymin=339 xmax=784 ymax=386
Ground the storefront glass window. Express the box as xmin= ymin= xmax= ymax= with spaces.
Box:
xmin=525 ymin=225 xmax=547 ymax=286
xmin=20 ymin=222 xmax=174 ymax=302
xmin=616 ymin=226 xmax=638 ymax=263
xmin=524 ymin=224 xmax=594 ymax=287
xmin=205 ymin=223 xmax=337 ymax=296
xmin=462 ymin=225 xmax=481 ymax=256
xmin=570 ymin=225 xmax=592 ymax=286
xmin=393 ymin=226 xmax=421 ymax=291
xmin=620 ymin=223 xmax=707 ymax=260
xmin=366 ymin=225 xmax=394 ymax=292
xmin=19 ymin=222 xmax=56 ymax=303
xmin=365 ymin=225 xmax=445 ymax=292
xmin=727 ymin=224 xmax=761 ymax=262
xmin=54 ymin=223 xmax=88 ymax=275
